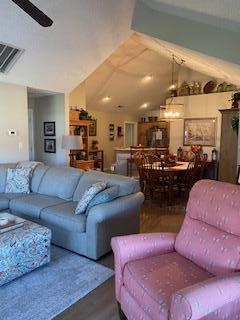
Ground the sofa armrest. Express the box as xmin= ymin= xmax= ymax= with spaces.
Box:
xmin=86 ymin=192 xmax=144 ymax=260
xmin=170 ymin=273 xmax=240 ymax=320
xmin=111 ymin=232 xmax=176 ymax=301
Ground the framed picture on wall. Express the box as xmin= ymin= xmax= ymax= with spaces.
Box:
xmin=183 ymin=118 xmax=217 ymax=146
xmin=109 ymin=123 xmax=114 ymax=132
xmin=44 ymin=122 xmax=55 ymax=136
xmin=44 ymin=139 xmax=56 ymax=153
xmin=89 ymin=119 xmax=97 ymax=136
xmin=109 ymin=133 xmax=114 ymax=141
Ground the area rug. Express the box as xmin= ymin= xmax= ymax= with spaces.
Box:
xmin=0 ymin=246 xmax=114 ymax=320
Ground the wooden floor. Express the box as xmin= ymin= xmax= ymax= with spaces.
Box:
xmin=55 ymin=199 xmax=186 ymax=320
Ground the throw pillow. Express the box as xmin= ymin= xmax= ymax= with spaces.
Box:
xmin=16 ymin=161 xmax=41 ymax=176
xmin=85 ymin=185 xmax=119 ymax=215
xmin=5 ymin=168 xmax=32 ymax=194
xmin=75 ymin=181 xmax=107 ymax=215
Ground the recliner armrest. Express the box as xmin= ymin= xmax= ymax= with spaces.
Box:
xmin=170 ymin=273 xmax=240 ymax=320
xmin=111 ymin=232 xmax=176 ymax=300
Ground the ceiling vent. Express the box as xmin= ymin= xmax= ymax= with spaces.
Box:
xmin=0 ymin=43 xmax=23 ymax=74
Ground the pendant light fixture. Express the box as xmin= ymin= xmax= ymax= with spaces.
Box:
xmin=161 ymin=55 xmax=185 ymax=120
xmin=168 ymin=55 xmax=178 ymax=97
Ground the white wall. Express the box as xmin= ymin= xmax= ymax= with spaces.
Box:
xmin=30 ymin=94 xmax=67 ymax=166
xmin=166 ymin=92 xmax=234 ymax=158
xmin=0 ymin=82 xmax=29 ymax=163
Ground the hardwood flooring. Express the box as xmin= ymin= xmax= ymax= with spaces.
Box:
xmin=55 ymin=199 xmax=186 ymax=320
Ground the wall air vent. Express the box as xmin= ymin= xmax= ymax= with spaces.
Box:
xmin=0 ymin=43 xmax=23 ymax=74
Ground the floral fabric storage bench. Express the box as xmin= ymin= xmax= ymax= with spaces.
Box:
xmin=0 ymin=220 xmax=51 ymax=286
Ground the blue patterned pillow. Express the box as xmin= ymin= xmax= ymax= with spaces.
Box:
xmin=5 ymin=168 xmax=32 ymax=194
xmin=75 ymin=182 xmax=107 ymax=215
xmin=85 ymin=185 xmax=119 ymax=215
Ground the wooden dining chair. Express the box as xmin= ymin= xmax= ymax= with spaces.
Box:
xmin=178 ymin=154 xmax=208 ymax=199
xmin=133 ymin=151 xmax=146 ymax=192
xmin=143 ymin=152 xmax=167 ymax=200
xmin=127 ymin=145 xmax=145 ymax=176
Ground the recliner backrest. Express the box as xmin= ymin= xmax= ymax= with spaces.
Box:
xmin=175 ymin=180 xmax=240 ymax=275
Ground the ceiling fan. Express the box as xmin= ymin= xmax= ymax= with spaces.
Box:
xmin=11 ymin=0 xmax=53 ymax=27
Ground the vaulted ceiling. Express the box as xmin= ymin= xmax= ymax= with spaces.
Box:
xmin=85 ymin=35 xmax=173 ymax=114
xmin=0 ymin=0 xmax=240 ymax=96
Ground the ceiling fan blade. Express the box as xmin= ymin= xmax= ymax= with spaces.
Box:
xmin=11 ymin=0 xmax=53 ymax=27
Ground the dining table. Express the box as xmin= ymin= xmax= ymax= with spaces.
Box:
xmin=144 ymin=161 xmax=189 ymax=205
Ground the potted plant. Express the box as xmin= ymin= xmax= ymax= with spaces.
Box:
xmin=79 ymin=108 xmax=95 ymax=121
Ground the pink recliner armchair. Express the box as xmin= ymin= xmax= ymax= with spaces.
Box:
xmin=111 ymin=180 xmax=240 ymax=320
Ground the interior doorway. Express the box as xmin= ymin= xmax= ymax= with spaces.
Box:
xmin=28 ymin=108 xmax=35 ymax=160
xmin=124 ymin=121 xmax=138 ymax=147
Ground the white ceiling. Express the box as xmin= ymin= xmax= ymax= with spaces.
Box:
xmin=0 ymin=0 xmax=134 ymax=93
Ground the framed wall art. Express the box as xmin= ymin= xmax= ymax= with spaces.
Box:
xmin=89 ymin=119 xmax=97 ymax=136
xmin=183 ymin=118 xmax=217 ymax=146
xmin=44 ymin=122 xmax=55 ymax=136
xmin=44 ymin=139 xmax=56 ymax=153
xmin=109 ymin=123 xmax=114 ymax=132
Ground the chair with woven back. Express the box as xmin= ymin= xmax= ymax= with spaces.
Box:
xmin=179 ymin=153 xmax=208 ymax=198
xmin=143 ymin=151 xmax=166 ymax=199
xmin=127 ymin=145 xmax=145 ymax=177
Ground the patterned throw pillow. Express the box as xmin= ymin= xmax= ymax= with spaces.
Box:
xmin=16 ymin=161 xmax=41 ymax=177
xmin=85 ymin=185 xmax=119 ymax=215
xmin=5 ymin=168 xmax=32 ymax=194
xmin=75 ymin=182 xmax=107 ymax=215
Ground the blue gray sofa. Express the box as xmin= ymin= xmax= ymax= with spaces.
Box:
xmin=0 ymin=163 xmax=144 ymax=260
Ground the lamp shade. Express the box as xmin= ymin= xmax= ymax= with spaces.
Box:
xmin=62 ymin=135 xmax=83 ymax=150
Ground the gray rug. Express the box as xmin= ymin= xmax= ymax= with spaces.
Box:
xmin=0 ymin=246 xmax=114 ymax=320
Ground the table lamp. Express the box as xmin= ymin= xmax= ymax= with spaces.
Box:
xmin=62 ymin=135 xmax=83 ymax=167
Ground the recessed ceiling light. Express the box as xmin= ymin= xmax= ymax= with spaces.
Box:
xmin=102 ymin=96 xmax=111 ymax=102
xmin=140 ymin=103 xmax=149 ymax=109
xmin=142 ymin=75 xmax=153 ymax=82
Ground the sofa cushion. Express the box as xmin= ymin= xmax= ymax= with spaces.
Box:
xmin=9 ymin=194 xmax=67 ymax=219
xmin=5 ymin=168 xmax=32 ymax=194
xmin=2 ymin=193 xmax=29 ymax=200
xmin=0 ymin=195 xmax=9 ymax=211
xmin=38 ymin=166 xmax=83 ymax=200
xmin=123 ymin=252 xmax=212 ymax=320
xmin=0 ymin=163 xmax=16 ymax=193
xmin=73 ymin=171 xmax=140 ymax=201
xmin=40 ymin=202 xmax=86 ymax=233
xmin=31 ymin=164 xmax=49 ymax=193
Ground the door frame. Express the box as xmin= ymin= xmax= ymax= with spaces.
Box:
xmin=28 ymin=108 xmax=35 ymax=160
xmin=123 ymin=121 xmax=138 ymax=147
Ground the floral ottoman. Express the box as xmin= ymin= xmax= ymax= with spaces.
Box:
xmin=0 ymin=218 xmax=51 ymax=286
